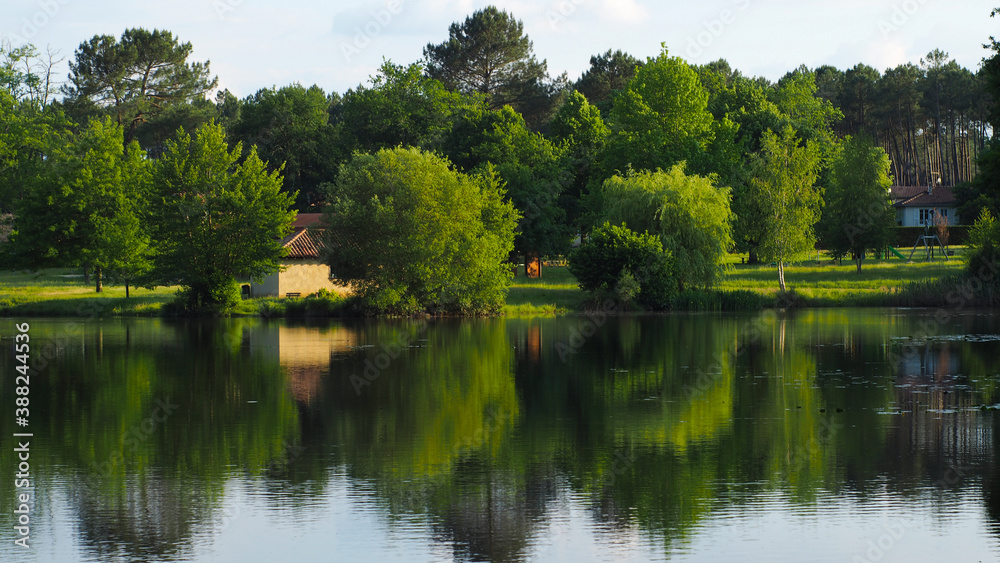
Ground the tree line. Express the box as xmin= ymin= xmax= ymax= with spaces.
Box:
xmin=1 ymin=6 xmax=999 ymax=312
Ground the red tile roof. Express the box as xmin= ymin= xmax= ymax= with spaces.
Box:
xmin=281 ymin=228 xmax=325 ymax=259
xmin=890 ymin=186 xmax=957 ymax=208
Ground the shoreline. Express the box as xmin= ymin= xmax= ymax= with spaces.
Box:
xmin=1 ymin=256 xmax=989 ymax=319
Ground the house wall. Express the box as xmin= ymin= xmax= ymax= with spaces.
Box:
xmin=250 ymin=271 xmax=281 ymax=297
xmin=898 ymin=207 xmax=959 ymax=227
xmin=281 ymin=261 xmax=340 ymax=296
xmin=249 ymin=260 xmax=352 ymax=297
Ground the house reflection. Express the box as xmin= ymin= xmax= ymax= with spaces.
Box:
xmin=887 ymin=342 xmax=993 ymax=488
xmin=252 ymin=323 xmax=359 ymax=405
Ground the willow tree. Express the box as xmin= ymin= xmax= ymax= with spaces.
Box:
xmin=601 ymin=164 xmax=733 ymax=291
xmin=749 ymin=127 xmax=822 ymax=291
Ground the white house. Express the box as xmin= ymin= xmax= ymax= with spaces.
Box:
xmin=890 ymin=185 xmax=960 ymax=227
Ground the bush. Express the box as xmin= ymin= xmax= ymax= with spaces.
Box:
xmin=569 ymin=222 xmax=676 ymax=310
xmin=163 ymin=277 xmax=241 ymax=316
xmin=965 ymin=209 xmax=1000 ymax=303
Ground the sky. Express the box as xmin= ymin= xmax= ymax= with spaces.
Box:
xmin=2 ymin=0 xmax=997 ymax=99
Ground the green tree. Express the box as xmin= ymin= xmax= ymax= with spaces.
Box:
xmin=148 ymin=122 xmax=296 ymax=314
xmin=966 ymin=209 xmax=1000 ymax=302
xmin=749 ymin=127 xmax=823 ymax=291
xmin=548 ymin=91 xmax=609 ymax=231
xmin=443 ymin=105 xmax=572 ymax=262
xmin=229 ymin=83 xmax=339 ymax=210
xmin=601 ymin=165 xmax=733 ymax=291
xmin=820 ymin=136 xmax=895 ymax=273
xmin=707 ymin=76 xmax=785 ymax=262
xmin=424 ymin=6 xmax=562 ymax=128
xmin=568 ymin=222 xmax=675 ymax=309
xmin=770 ymin=67 xmax=842 ymax=152
xmin=322 ymin=147 xmax=520 ymax=315
xmin=338 ymin=61 xmax=469 ymax=154
xmin=574 ymin=49 xmax=642 ymax=115
xmin=959 ymin=10 xmax=1000 ymax=219
xmin=602 ymin=47 xmax=715 ymax=177
xmin=5 ymin=118 xmax=150 ymax=292
xmin=0 ymin=42 xmax=73 ymax=214
xmin=62 ymin=28 xmax=217 ymax=144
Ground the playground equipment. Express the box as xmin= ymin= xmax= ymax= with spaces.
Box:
xmin=907 ymin=223 xmax=948 ymax=261
xmin=887 ymin=246 xmax=907 ymax=260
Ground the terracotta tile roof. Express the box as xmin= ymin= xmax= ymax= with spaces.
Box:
xmin=891 ymin=186 xmax=957 ymax=208
xmin=282 ymin=228 xmax=325 ymax=259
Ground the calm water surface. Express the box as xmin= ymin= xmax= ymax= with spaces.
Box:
xmin=3 ymin=309 xmax=1000 ymax=562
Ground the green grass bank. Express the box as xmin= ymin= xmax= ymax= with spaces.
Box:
xmin=0 ymin=249 xmax=984 ymax=318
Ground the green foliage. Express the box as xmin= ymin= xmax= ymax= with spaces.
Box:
xmin=967 ymin=209 xmax=1000 ymax=301
xmin=229 ymin=83 xmax=338 ymax=210
xmin=62 ymin=28 xmax=217 ymax=144
xmin=602 ymin=47 xmax=715 ymax=176
xmin=770 ymin=67 xmax=842 ymax=152
xmin=601 ymin=165 xmax=734 ymax=290
xmin=568 ymin=222 xmax=675 ymax=309
xmin=443 ymin=105 xmax=572 ymax=256
xmin=423 ymin=6 xmax=561 ymax=128
xmin=820 ymin=136 xmax=895 ymax=270
xmin=574 ymin=49 xmax=643 ymax=115
xmin=0 ymin=45 xmax=73 ymax=214
xmin=339 ymin=61 xmax=469 ymax=155
xmin=322 ymin=147 xmax=519 ymax=316
xmin=5 ymin=117 xmax=151 ymax=290
xmin=148 ymin=121 xmax=296 ymax=315
xmin=548 ymin=91 xmax=609 ymax=230
xmin=549 ymin=91 xmax=609 ymax=148
xmin=748 ymin=127 xmax=823 ymax=290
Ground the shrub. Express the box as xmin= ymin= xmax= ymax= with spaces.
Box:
xmin=965 ymin=209 xmax=1000 ymax=303
xmin=569 ymin=222 xmax=676 ymax=310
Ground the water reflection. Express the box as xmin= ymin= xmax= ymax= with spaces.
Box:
xmin=2 ymin=311 xmax=1000 ymax=561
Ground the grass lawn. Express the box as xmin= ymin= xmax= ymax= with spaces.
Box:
xmin=718 ymin=249 xmax=967 ymax=305
xmin=0 ymin=248 xmax=974 ymax=318
xmin=0 ymin=269 xmax=181 ymax=317
xmin=504 ymin=264 xmax=587 ymax=316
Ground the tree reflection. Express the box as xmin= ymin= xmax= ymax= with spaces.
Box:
xmin=4 ymin=310 xmax=1000 ymax=560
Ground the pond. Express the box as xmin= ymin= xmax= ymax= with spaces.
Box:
xmin=2 ymin=309 xmax=1000 ymax=562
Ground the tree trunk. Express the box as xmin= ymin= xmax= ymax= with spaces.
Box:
xmin=777 ymin=261 xmax=786 ymax=292
xmin=856 ymin=258 xmax=863 ymax=274
xmin=83 ymin=266 xmax=91 ymax=284
xmin=95 ymin=266 xmax=102 ymax=293
xmin=748 ymin=248 xmax=759 ymax=265
xmin=125 ymin=283 xmax=130 ymax=299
